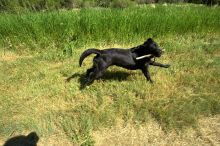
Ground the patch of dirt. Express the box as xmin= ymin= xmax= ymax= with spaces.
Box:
xmin=39 ymin=135 xmax=73 ymax=146
xmin=0 ymin=52 xmax=32 ymax=62
xmin=92 ymin=115 xmax=220 ymax=146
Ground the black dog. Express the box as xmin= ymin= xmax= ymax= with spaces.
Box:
xmin=79 ymin=38 xmax=170 ymax=85
xmin=3 ymin=132 xmax=39 ymax=146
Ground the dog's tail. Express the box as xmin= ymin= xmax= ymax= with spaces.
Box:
xmin=79 ymin=48 xmax=102 ymax=67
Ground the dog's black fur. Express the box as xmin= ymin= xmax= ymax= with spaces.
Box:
xmin=79 ymin=38 xmax=170 ymax=85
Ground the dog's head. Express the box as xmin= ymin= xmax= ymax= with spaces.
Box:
xmin=143 ymin=38 xmax=164 ymax=57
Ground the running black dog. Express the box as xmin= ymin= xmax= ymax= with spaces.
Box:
xmin=79 ymin=38 xmax=170 ymax=85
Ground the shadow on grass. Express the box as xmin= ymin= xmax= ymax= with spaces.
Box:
xmin=3 ymin=132 xmax=39 ymax=146
xmin=66 ymin=71 xmax=131 ymax=90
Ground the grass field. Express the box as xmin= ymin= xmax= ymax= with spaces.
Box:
xmin=0 ymin=4 xmax=220 ymax=146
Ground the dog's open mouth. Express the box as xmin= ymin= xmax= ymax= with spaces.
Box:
xmin=156 ymin=48 xmax=165 ymax=57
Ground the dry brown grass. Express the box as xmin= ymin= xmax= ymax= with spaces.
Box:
xmin=0 ymin=115 xmax=219 ymax=146
xmin=0 ymin=51 xmax=32 ymax=62
xmin=92 ymin=115 xmax=220 ymax=146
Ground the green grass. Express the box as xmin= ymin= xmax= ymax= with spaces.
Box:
xmin=0 ymin=4 xmax=219 ymax=54
xmin=0 ymin=4 xmax=220 ymax=145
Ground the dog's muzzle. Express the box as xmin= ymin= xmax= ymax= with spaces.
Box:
xmin=156 ymin=48 xmax=165 ymax=57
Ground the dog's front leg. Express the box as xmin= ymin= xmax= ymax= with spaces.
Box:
xmin=141 ymin=64 xmax=153 ymax=83
xmin=150 ymin=61 xmax=170 ymax=68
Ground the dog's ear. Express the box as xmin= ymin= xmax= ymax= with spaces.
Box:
xmin=144 ymin=38 xmax=154 ymax=44
xmin=147 ymin=38 xmax=153 ymax=43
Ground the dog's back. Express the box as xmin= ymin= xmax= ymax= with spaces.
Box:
xmin=101 ymin=48 xmax=137 ymax=69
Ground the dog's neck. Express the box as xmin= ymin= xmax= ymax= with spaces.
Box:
xmin=130 ymin=44 xmax=144 ymax=52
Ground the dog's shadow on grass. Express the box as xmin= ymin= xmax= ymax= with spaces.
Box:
xmin=66 ymin=71 xmax=131 ymax=90
xmin=3 ymin=132 xmax=39 ymax=146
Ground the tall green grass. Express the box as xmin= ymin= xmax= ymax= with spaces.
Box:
xmin=0 ymin=4 xmax=219 ymax=54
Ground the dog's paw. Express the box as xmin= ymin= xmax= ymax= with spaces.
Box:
xmin=164 ymin=64 xmax=171 ymax=68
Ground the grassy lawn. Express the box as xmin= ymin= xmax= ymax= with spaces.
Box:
xmin=0 ymin=4 xmax=220 ymax=145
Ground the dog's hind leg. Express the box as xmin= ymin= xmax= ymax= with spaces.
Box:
xmin=84 ymin=56 xmax=100 ymax=84
xmin=85 ymin=68 xmax=97 ymax=85
xmin=94 ymin=61 xmax=108 ymax=79
xmin=86 ymin=66 xmax=95 ymax=77
xmin=85 ymin=65 xmax=98 ymax=85
xmin=85 ymin=57 xmax=108 ymax=85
